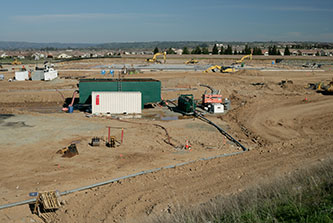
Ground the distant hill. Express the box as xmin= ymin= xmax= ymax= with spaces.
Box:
xmin=0 ymin=41 xmax=219 ymax=50
xmin=0 ymin=40 xmax=332 ymax=50
xmin=0 ymin=41 xmax=96 ymax=50
xmin=96 ymin=41 xmax=217 ymax=50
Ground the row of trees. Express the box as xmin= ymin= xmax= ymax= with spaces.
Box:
xmin=267 ymin=45 xmax=291 ymax=55
xmin=184 ymin=44 xmax=260 ymax=55
xmin=183 ymin=44 xmax=260 ymax=55
xmin=154 ymin=45 xmax=292 ymax=56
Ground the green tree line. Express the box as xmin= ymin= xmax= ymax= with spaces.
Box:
xmin=154 ymin=44 xmax=292 ymax=56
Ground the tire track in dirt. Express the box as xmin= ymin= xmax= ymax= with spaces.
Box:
xmin=237 ymin=95 xmax=333 ymax=143
xmin=51 ymin=94 xmax=333 ymax=223
xmin=2 ymin=68 xmax=333 ymax=223
xmin=53 ymin=137 xmax=332 ymax=223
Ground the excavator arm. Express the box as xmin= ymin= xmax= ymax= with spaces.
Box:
xmin=204 ymin=65 xmax=222 ymax=73
xmin=185 ymin=59 xmax=199 ymax=64
xmin=204 ymin=65 xmax=237 ymax=73
xmin=235 ymin=54 xmax=252 ymax=64
xmin=146 ymin=52 xmax=166 ymax=63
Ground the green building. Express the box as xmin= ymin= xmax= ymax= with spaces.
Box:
xmin=79 ymin=78 xmax=161 ymax=108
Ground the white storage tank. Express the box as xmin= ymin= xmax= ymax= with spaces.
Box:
xmin=92 ymin=91 xmax=142 ymax=115
xmin=44 ymin=70 xmax=58 ymax=81
xmin=32 ymin=70 xmax=44 ymax=81
xmin=15 ymin=71 xmax=29 ymax=81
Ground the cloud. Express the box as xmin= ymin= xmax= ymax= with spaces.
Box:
xmin=265 ymin=6 xmax=333 ymax=12
xmin=11 ymin=13 xmax=169 ymax=23
xmin=208 ymin=4 xmax=333 ymax=13
xmin=257 ymin=31 xmax=333 ymax=42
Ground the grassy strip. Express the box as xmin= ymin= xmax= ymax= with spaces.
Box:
xmin=152 ymin=159 xmax=333 ymax=223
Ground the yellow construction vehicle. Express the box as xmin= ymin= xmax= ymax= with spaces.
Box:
xmin=233 ymin=54 xmax=252 ymax=65
xmin=146 ymin=52 xmax=166 ymax=63
xmin=317 ymin=80 xmax=333 ymax=93
xmin=185 ymin=59 xmax=199 ymax=64
xmin=204 ymin=65 xmax=237 ymax=73
xmin=306 ymin=80 xmax=333 ymax=94
xmin=11 ymin=59 xmax=22 ymax=65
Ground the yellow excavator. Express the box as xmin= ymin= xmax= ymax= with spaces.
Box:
xmin=307 ymin=79 xmax=333 ymax=94
xmin=233 ymin=54 xmax=252 ymax=65
xmin=146 ymin=52 xmax=166 ymax=63
xmin=317 ymin=80 xmax=333 ymax=93
xmin=204 ymin=65 xmax=237 ymax=73
xmin=11 ymin=59 xmax=22 ymax=65
xmin=185 ymin=59 xmax=199 ymax=64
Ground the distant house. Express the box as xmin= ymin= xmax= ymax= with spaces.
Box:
xmin=57 ymin=53 xmax=72 ymax=59
xmin=80 ymin=54 xmax=90 ymax=58
xmin=174 ymin=49 xmax=183 ymax=55
xmin=17 ymin=55 xmax=25 ymax=59
xmin=319 ymin=50 xmax=330 ymax=56
xmin=31 ymin=52 xmax=45 ymax=60
xmin=31 ymin=53 xmax=39 ymax=60
xmin=262 ymin=49 xmax=269 ymax=56
xmin=300 ymin=50 xmax=317 ymax=56
xmin=0 ymin=53 xmax=8 ymax=58
xmin=291 ymin=50 xmax=301 ymax=56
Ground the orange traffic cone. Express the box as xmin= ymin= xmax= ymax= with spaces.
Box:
xmin=185 ymin=139 xmax=191 ymax=150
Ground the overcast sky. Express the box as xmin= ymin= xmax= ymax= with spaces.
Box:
xmin=0 ymin=0 xmax=332 ymax=43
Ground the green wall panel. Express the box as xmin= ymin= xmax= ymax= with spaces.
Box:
xmin=79 ymin=79 xmax=161 ymax=107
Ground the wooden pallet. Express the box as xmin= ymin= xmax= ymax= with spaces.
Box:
xmin=33 ymin=191 xmax=61 ymax=223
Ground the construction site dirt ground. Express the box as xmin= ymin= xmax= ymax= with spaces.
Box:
xmin=0 ymin=57 xmax=333 ymax=222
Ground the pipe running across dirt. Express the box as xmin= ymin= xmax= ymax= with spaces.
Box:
xmin=0 ymin=149 xmax=246 ymax=211
xmin=0 ymin=113 xmax=248 ymax=211
xmin=194 ymin=112 xmax=248 ymax=151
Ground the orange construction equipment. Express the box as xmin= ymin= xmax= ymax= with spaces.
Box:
xmin=202 ymin=94 xmax=223 ymax=104
xmin=200 ymin=84 xmax=222 ymax=105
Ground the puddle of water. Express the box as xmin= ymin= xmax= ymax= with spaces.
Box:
xmin=0 ymin=114 xmax=15 ymax=125
xmin=0 ymin=114 xmax=15 ymax=120
xmin=142 ymin=113 xmax=180 ymax=121
xmin=160 ymin=116 xmax=179 ymax=121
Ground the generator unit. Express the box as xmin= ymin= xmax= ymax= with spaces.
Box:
xmin=202 ymin=94 xmax=223 ymax=104
xmin=177 ymin=94 xmax=196 ymax=114
xmin=210 ymin=103 xmax=224 ymax=114
xmin=199 ymin=84 xmax=225 ymax=114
